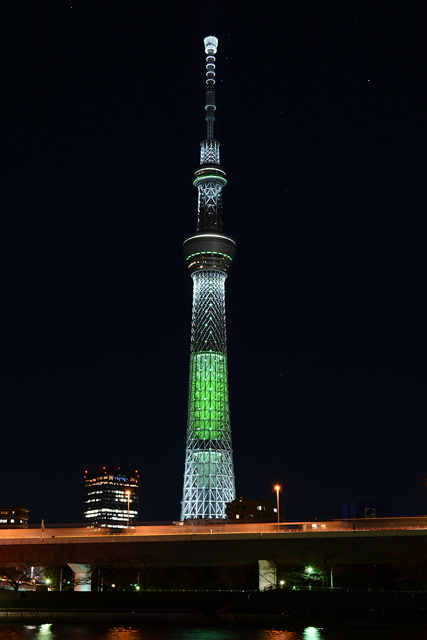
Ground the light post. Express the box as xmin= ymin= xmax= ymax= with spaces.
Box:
xmin=274 ymin=485 xmax=281 ymax=528
xmin=125 ymin=490 xmax=131 ymax=530
xmin=305 ymin=565 xmax=313 ymax=590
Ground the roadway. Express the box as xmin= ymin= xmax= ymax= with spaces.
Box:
xmin=1 ymin=518 xmax=427 ymax=568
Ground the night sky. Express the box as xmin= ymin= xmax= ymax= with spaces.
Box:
xmin=2 ymin=1 xmax=425 ymax=525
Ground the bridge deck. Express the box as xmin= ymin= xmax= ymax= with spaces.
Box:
xmin=1 ymin=521 xmax=427 ymax=567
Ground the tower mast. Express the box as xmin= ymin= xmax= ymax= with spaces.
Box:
xmin=181 ymin=36 xmax=236 ymax=520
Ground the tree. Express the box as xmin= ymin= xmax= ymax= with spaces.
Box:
xmin=169 ymin=566 xmax=200 ymax=590
xmin=91 ymin=553 xmax=128 ymax=590
xmin=0 ymin=564 xmax=35 ymax=591
xmin=213 ymin=562 xmax=248 ymax=590
xmin=131 ymin=552 xmax=166 ymax=590
xmin=43 ymin=566 xmax=72 ymax=591
xmin=389 ymin=540 xmax=427 ymax=590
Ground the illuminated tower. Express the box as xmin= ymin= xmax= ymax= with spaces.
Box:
xmin=180 ymin=36 xmax=236 ymax=520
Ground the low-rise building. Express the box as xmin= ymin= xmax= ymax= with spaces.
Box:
xmin=225 ymin=498 xmax=285 ymax=523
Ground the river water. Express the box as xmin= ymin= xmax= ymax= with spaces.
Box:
xmin=0 ymin=623 xmax=426 ymax=639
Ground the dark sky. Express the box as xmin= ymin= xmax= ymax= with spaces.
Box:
xmin=2 ymin=1 xmax=425 ymax=525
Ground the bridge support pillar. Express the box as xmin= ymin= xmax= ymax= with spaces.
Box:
xmin=258 ymin=559 xmax=276 ymax=591
xmin=68 ymin=563 xmax=91 ymax=592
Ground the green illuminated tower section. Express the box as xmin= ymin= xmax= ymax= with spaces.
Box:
xmin=181 ymin=36 xmax=236 ymax=520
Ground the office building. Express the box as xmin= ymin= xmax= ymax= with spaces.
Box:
xmin=0 ymin=507 xmax=29 ymax=528
xmin=84 ymin=467 xmax=139 ymax=528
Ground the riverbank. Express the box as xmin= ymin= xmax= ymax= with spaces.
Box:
xmin=0 ymin=589 xmax=426 ymax=624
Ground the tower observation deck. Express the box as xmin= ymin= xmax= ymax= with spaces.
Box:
xmin=180 ymin=36 xmax=236 ymax=520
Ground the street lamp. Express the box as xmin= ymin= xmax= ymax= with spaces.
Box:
xmin=125 ymin=490 xmax=131 ymax=530
xmin=274 ymin=485 xmax=281 ymax=527
xmin=305 ymin=566 xmax=314 ymax=590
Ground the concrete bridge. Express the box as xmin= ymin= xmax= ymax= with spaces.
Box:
xmin=1 ymin=520 xmax=427 ymax=591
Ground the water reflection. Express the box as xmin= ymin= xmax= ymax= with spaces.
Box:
xmin=259 ymin=630 xmax=300 ymax=639
xmin=1 ymin=623 xmax=425 ymax=640
xmin=165 ymin=629 xmax=247 ymax=639
xmin=105 ymin=628 xmax=249 ymax=640
xmin=17 ymin=626 xmax=325 ymax=640
xmin=23 ymin=624 xmax=54 ymax=638
xmin=301 ymin=628 xmax=324 ymax=640
xmin=106 ymin=629 xmax=142 ymax=640
xmin=257 ymin=628 xmax=324 ymax=640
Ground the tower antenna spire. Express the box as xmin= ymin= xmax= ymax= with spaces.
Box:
xmin=181 ymin=36 xmax=236 ymax=521
xmin=199 ymin=36 xmax=222 ymax=173
xmin=204 ymin=36 xmax=218 ymax=141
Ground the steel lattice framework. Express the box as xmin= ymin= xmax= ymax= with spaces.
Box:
xmin=181 ymin=36 xmax=236 ymax=521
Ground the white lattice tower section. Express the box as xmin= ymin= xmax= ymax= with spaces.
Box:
xmin=190 ymin=271 xmax=227 ymax=352
xmin=200 ymin=139 xmax=220 ymax=164
xmin=197 ymin=181 xmax=223 ymax=231
xmin=182 ymin=273 xmax=234 ymax=520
